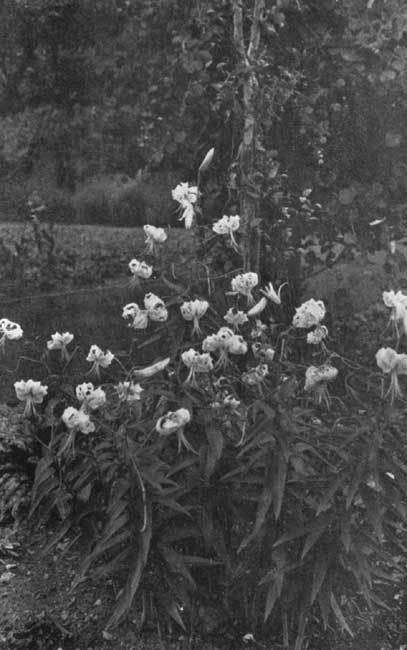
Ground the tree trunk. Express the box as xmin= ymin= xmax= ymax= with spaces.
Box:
xmin=232 ymin=0 xmax=265 ymax=272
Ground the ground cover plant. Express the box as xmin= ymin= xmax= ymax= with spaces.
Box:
xmin=2 ymin=152 xmax=407 ymax=650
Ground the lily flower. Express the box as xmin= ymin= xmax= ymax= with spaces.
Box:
xmin=250 ymin=319 xmax=268 ymax=339
xmin=0 ymin=318 xmax=23 ymax=352
xmin=144 ymin=293 xmax=168 ymax=322
xmin=251 ymin=342 xmax=275 ymax=363
xmin=116 ymin=381 xmax=144 ymax=403
xmin=122 ymin=303 xmax=149 ymax=330
xmin=212 ymin=215 xmax=240 ymax=251
xmin=76 ymin=382 xmax=106 ymax=413
xmin=203 ymin=327 xmax=247 ymax=368
xmin=47 ymin=331 xmax=74 ymax=362
xmin=376 ymin=346 xmax=407 ymax=402
xmin=261 ymin=281 xmax=287 ymax=305
xmin=180 ymin=299 xmax=209 ymax=336
xmin=144 ymin=225 xmax=167 ymax=253
xmin=181 ymin=349 xmax=213 ymax=385
xmin=171 ymin=183 xmax=198 ymax=229
xmin=293 ymin=299 xmax=326 ymax=329
xmin=242 ymin=364 xmax=269 ymax=387
xmin=156 ymin=408 xmax=194 ymax=453
xmin=383 ymin=290 xmax=407 ymax=338
xmin=128 ymin=259 xmax=152 ymax=287
xmin=14 ymin=379 xmax=48 ymax=417
xmin=224 ymin=308 xmax=248 ymax=331
xmin=62 ymin=406 xmax=95 ymax=434
xmin=307 ymin=325 xmax=328 ymax=345
xmin=304 ymin=364 xmax=338 ymax=408
xmin=229 ymin=272 xmax=259 ymax=306
xmin=86 ymin=345 xmax=114 ymax=380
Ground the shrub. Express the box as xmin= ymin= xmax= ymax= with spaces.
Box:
xmin=3 ymin=165 xmax=407 ymax=649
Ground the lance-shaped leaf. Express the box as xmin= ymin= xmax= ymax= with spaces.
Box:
xmin=329 ymin=591 xmax=354 ymax=637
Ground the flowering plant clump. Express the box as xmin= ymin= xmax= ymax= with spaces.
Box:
xmin=8 ymin=164 xmax=407 ymax=650
xmin=171 ymin=182 xmax=198 ymax=229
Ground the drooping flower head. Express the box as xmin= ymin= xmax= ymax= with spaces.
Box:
xmin=251 ymin=342 xmax=275 ymax=364
xmin=307 ymin=325 xmax=328 ymax=345
xmin=116 ymin=381 xmax=144 ymax=403
xmin=304 ymin=363 xmax=338 ymax=408
xmin=62 ymin=406 xmax=95 ymax=435
xmin=144 ymin=225 xmax=167 ymax=253
xmin=180 ymin=299 xmax=209 ymax=336
xmin=212 ymin=215 xmax=240 ymax=251
xmin=229 ymin=272 xmax=259 ymax=306
xmin=202 ymin=327 xmax=247 ymax=368
xmin=47 ymin=331 xmax=74 ymax=361
xmin=293 ymin=299 xmax=326 ymax=329
xmin=242 ymin=364 xmax=269 ymax=387
xmin=144 ymin=293 xmax=168 ymax=322
xmin=14 ymin=379 xmax=48 ymax=418
xmin=122 ymin=303 xmax=149 ymax=330
xmin=128 ymin=259 xmax=153 ymax=287
xmin=383 ymin=290 xmax=407 ymax=338
xmin=0 ymin=319 xmax=23 ymax=351
xmin=156 ymin=408 xmax=194 ymax=453
xmin=171 ymin=182 xmax=198 ymax=229
xmin=376 ymin=346 xmax=407 ymax=402
xmin=86 ymin=345 xmax=114 ymax=379
xmin=76 ymin=382 xmax=106 ymax=413
xmin=224 ymin=308 xmax=248 ymax=331
xmin=181 ymin=349 xmax=214 ymax=385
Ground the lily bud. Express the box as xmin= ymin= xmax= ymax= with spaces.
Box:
xmin=199 ymin=147 xmax=215 ymax=173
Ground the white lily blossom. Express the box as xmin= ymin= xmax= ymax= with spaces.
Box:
xmin=376 ymin=346 xmax=407 ymax=402
xmin=0 ymin=319 xmax=23 ymax=350
xmin=76 ymin=382 xmax=106 ymax=412
xmin=144 ymin=225 xmax=167 ymax=253
xmin=224 ymin=308 xmax=248 ymax=331
xmin=156 ymin=408 xmax=194 ymax=453
xmin=47 ymin=331 xmax=74 ymax=361
xmin=14 ymin=379 xmax=48 ymax=417
xmin=171 ymin=182 xmax=198 ymax=229
xmin=144 ymin=293 xmax=168 ymax=322
xmin=242 ymin=364 xmax=269 ymax=386
xmin=180 ymin=299 xmax=209 ymax=335
xmin=383 ymin=290 xmax=407 ymax=337
xmin=304 ymin=363 xmax=338 ymax=408
xmin=229 ymin=272 xmax=259 ymax=305
xmin=62 ymin=406 xmax=95 ymax=434
xmin=128 ymin=259 xmax=153 ymax=280
xmin=293 ymin=299 xmax=326 ymax=329
xmin=86 ymin=345 xmax=114 ymax=379
xmin=116 ymin=381 xmax=144 ymax=403
xmin=212 ymin=215 xmax=240 ymax=250
xmin=181 ymin=349 xmax=214 ymax=384
xmin=202 ymin=327 xmax=247 ymax=367
xmin=307 ymin=325 xmax=328 ymax=345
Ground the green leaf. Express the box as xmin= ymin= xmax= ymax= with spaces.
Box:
xmin=310 ymin=555 xmax=329 ymax=604
xmin=301 ymin=513 xmax=333 ymax=560
xmin=238 ymin=466 xmax=274 ymax=552
xmin=264 ymin=570 xmax=284 ymax=621
xmin=272 ymin=452 xmax=287 ymax=521
xmin=329 ymin=591 xmax=353 ymax=637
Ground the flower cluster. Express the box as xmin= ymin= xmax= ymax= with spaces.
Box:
xmin=203 ymin=326 xmax=248 ymax=367
xmin=376 ymin=346 xmax=407 ymax=402
xmin=180 ymin=299 xmax=209 ymax=335
xmin=383 ymin=290 xmax=407 ymax=338
xmin=47 ymin=331 xmax=74 ymax=361
xmin=144 ymin=225 xmax=167 ymax=253
xmin=212 ymin=215 xmax=240 ymax=251
xmin=229 ymin=272 xmax=259 ymax=305
xmin=181 ymin=349 xmax=213 ymax=385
